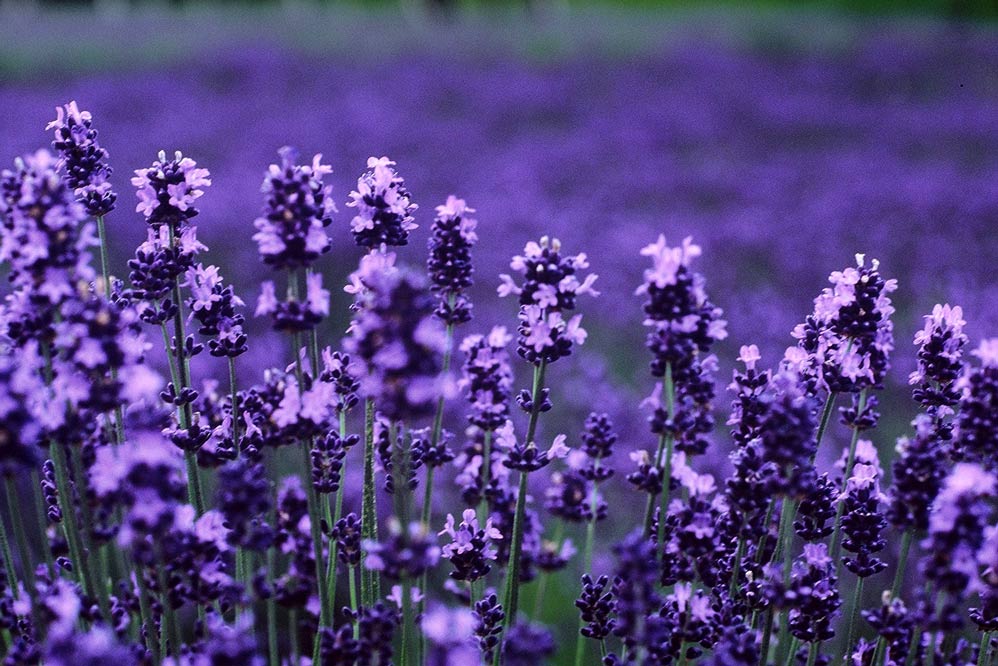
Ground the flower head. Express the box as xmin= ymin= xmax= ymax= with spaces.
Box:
xmin=47 ymin=101 xmax=116 ymax=217
xmin=252 ymin=146 xmax=336 ymax=270
xmin=131 ymin=150 xmax=210 ymax=227
xmin=346 ymin=156 xmax=417 ymax=248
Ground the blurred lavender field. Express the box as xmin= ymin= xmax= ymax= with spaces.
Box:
xmin=2 ymin=5 xmax=997 ymax=475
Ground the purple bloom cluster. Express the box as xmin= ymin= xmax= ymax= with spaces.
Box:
xmin=346 ymin=156 xmax=417 ymax=248
xmin=5 ymin=91 xmax=998 ymax=666
xmin=46 ymin=101 xmax=116 ymax=218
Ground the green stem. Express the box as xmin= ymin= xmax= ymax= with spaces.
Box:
xmin=136 ymin=572 xmax=158 ymax=662
xmin=361 ymin=398 xmax=379 ymax=607
xmin=69 ymin=445 xmax=110 ymax=619
xmin=844 ymin=576 xmax=866 ymax=659
xmin=3 ymin=477 xmax=36 ymax=594
xmin=813 ymin=391 xmax=838 ymax=460
xmin=348 ymin=565 xmax=359 ymax=639
xmin=266 ymin=547 xmax=279 ymax=666
xmin=401 ymin=578 xmax=415 ymax=666
xmin=325 ymin=410 xmax=349 ymax=623
xmin=891 ymin=530 xmax=914 ymax=600
xmin=806 ymin=641 xmax=819 ymax=666
xmin=758 ymin=609 xmax=775 ymax=666
xmin=498 ymin=360 xmax=547 ymax=649
xmin=29 ymin=470 xmax=56 ymax=575
xmin=51 ymin=443 xmax=99 ymax=605
xmin=476 ymin=430 xmax=493 ymax=524
xmin=978 ymin=632 xmax=992 ymax=666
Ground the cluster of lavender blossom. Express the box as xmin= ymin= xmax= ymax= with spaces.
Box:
xmin=1 ymin=101 xmax=997 ymax=666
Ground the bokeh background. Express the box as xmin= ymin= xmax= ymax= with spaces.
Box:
xmin=2 ymin=1 xmax=998 ymax=660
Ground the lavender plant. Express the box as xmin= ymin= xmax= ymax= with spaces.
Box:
xmin=2 ymin=101 xmax=998 ymax=666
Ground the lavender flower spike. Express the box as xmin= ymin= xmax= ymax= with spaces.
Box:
xmin=347 ymin=156 xmax=417 ymax=248
xmin=47 ymin=101 xmax=116 ymax=217
xmin=131 ymin=150 xmax=210 ymax=227
xmin=252 ymin=146 xmax=336 ymax=270
xmin=427 ymin=195 xmax=477 ymax=325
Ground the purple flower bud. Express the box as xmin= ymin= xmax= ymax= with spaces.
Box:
xmin=131 ymin=150 xmax=210 ymax=227
xmin=253 ymin=146 xmax=335 ymax=270
xmin=46 ymin=101 xmax=116 ymax=218
xmin=347 ymin=156 xmax=417 ymax=248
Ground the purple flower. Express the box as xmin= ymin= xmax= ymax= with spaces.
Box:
xmin=427 ymin=195 xmax=477 ymax=325
xmin=131 ymin=150 xmax=210 ymax=227
xmin=332 ymin=512 xmax=362 ymax=568
xmin=0 ymin=150 xmax=95 ymax=322
xmin=422 ymin=603 xmax=478 ymax=666
xmin=473 ymin=592 xmax=505 ymax=662
xmin=346 ymin=156 xmax=417 ymax=248
xmin=910 ymin=303 xmax=967 ymax=417
xmin=499 ymin=236 xmax=598 ymax=366
xmin=185 ymin=263 xmax=247 ymax=358
xmin=952 ymin=339 xmax=998 ymax=468
xmin=252 ymin=146 xmax=335 ymax=270
xmin=459 ymin=326 xmax=514 ymax=431
xmin=503 ymin=621 xmax=555 ymax=666
xmin=363 ymin=519 xmax=441 ymax=581
xmin=921 ymin=463 xmax=995 ymax=599
xmin=887 ymin=414 xmax=947 ymax=532
xmin=439 ymin=508 xmax=502 ymax=582
xmin=575 ymin=573 xmax=615 ymax=641
xmin=46 ymin=101 xmax=116 ymax=218
xmin=790 ymin=254 xmax=896 ymax=394
xmin=344 ymin=250 xmax=446 ymax=422
xmin=840 ymin=461 xmax=888 ymax=577
xmin=785 ymin=543 xmax=842 ymax=643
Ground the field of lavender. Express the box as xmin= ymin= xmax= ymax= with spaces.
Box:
xmin=2 ymin=5 xmax=998 ymax=666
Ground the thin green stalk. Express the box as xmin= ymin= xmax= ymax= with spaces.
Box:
xmin=812 ymin=391 xmax=838 ymax=460
xmin=290 ymin=609 xmax=299 ymax=665
xmin=891 ymin=531 xmax=914 ymax=600
xmin=0 ymin=500 xmax=17 ymax=585
xmin=758 ymin=609 xmax=775 ymax=666
xmin=136 ymin=572 xmax=158 ymax=662
xmin=643 ymin=363 xmax=675 ymax=542
xmin=266 ymin=547 xmax=279 ymax=666
xmin=348 ymin=565 xmax=359 ymax=639
xmin=325 ymin=410 xmax=349 ymax=621
xmin=361 ymin=398 xmax=379 ymax=607
xmin=476 ymin=430 xmax=493 ymax=524
xmin=844 ymin=576 xmax=866 ymax=659
xmin=3 ymin=477 xmax=36 ymax=594
xmin=978 ymin=632 xmax=992 ymax=666
xmin=95 ymin=215 xmax=112 ymax=295
xmin=401 ymin=579 xmax=415 ymax=666
xmin=498 ymin=360 xmax=547 ymax=653
xmin=806 ymin=641 xmax=819 ymax=666
xmin=532 ymin=519 xmax=565 ymax=621
xmin=69 ymin=445 xmax=111 ymax=618
xmin=782 ymin=637 xmax=799 ymax=666
xmin=50 ymin=443 xmax=98 ymax=604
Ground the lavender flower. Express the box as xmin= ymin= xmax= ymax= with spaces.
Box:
xmin=422 ymin=604 xmax=479 ymax=666
xmin=439 ymin=508 xmax=502 ymax=582
xmin=126 ymin=224 xmax=205 ymax=325
xmin=952 ymin=339 xmax=998 ymax=468
xmin=473 ymin=592 xmax=505 ymax=662
xmin=791 ymin=254 xmax=897 ymax=394
xmin=575 ymin=573 xmax=615 ymax=641
xmin=344 ymin=250 xmax=445 ymax=422
xmin=310 ymin=430 xmax=358 ymax=495
xmin=346 ymin=156 xmax=417 ymax=248
xmin=255 ymin=271 xmax=330 ymax=332
xmin=216 ymin=458 xmax=273 ymax=551
xmin=921 ymin=463 xmax=995 ymax=599
xmin=0 ymin=150 xmax=95 ymax=317
xmin=579 ymin=412 xmax=616 ymax=482
xmin=46 ymin=101 xmax=116 ymax=218
xmin=252 ymin=146 xmax=335 ymax=270
xmin=363 ymin=519 xmax=441 ymax=581
xmin=185 ymin=263 xmax=247 ymax=358
xmin=503 ymin=621 xmax=555 ymax=666
xmin=840 ymin=462 xmax=888 ymax=577
xmin=498 ymin=236 xmax=598 ymax=365
xmin=910 ymin=304 xmax=967 ymax=418
xmin=887 ymin=414 xmax=947 ymax=532
xmin=427 ymin=195 xmax=477 ymax=325
xmin=459 ymin=326 xmax=514 ymax=431
xmin=333 ymin=512 xmax=362 ymax=568
xmin=131 ymin=150 xmax=211 ymax=227
xmin=785 ymin=543 xmax=842 ymax=643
